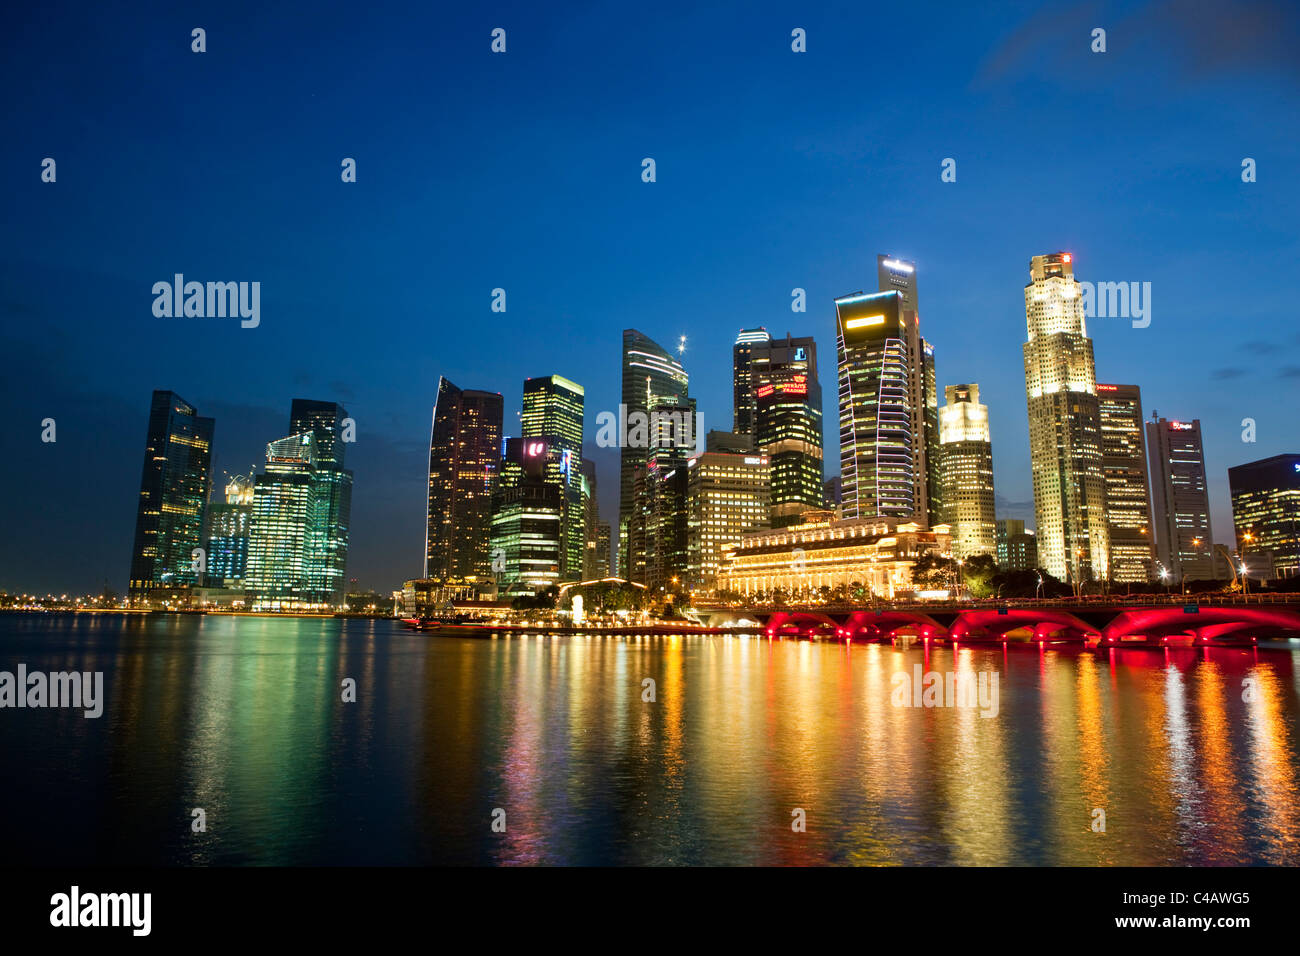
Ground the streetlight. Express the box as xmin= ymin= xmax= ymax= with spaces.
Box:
xmin=1241 ymin=532 xmax=1253 ymax=596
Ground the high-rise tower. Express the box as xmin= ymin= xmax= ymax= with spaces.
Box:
xmin=1097 ymin=384 xmax=1154 ymax=583
xmin=425 ymin=377 xmax=504 ymax=589
xmin=836 ymin=290 xmax=916 ymax=520
xmin=751 ymin=334 xmax=823 ymax=527
xmin=732 ymin=328 xmax=770 ymax=437
xmin=1146 ymin=416 xmax=1214 ymax=583
xmin=938 ymin=384 xmax=996 ymax=559
xmin=128 ymin=391 xmax=214 ymax=604
xmin=1023 ymin=252 xmax=1109 ymax=583
xmin=619 ymin=329 xmax=689 ymax=576
xmin=521 ymin=374 xmax=585 ymax=580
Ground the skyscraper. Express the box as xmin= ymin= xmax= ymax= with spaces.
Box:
xmin=877 ymin=255 xmax=940 ymax=527
xmin=938 ymin=384 xmax=996 ymax=559
xmin=1146 ymin=416 xmax=1215 ymax=583
xmin=425 ymin=377 xmax=504 ymax=589
xmin=1098 ymin=384 xmax=1155 ymax=583
xmin=490 ymin=438 xmax=563 ymax=597
xmin=205 ymin=473 xmax=254 ymax=586
xmin=836 ymin=290 xmax=915 ymax=520
xmin=245 ymin=431 xmax=321 ymax=610
xmin=732 ymin=327 xmax=770 ymax=437
xmin=521 ymin=375 xmax=585 ymax=580
xmin=1023 ymin=252 xmax=1109 ymax=583
xmin=289 ymin=399 xmax=353 ymax=605
xmin=128 ymin=390 xmax=214 ymax=604
xmin=686 ymin=441 xmax=770 ymax=591
xmin=1228 ymin=454 xmax=1300 ymax=580
xmin=579 ymin=458 xmax=602 ymax=580
xmin=627 ymin=402 xmax=694 ymax=589
xmin=619 ymin=329 xmax=690 ymax=576
xmin=751 ymin=334 xmax=823 ymax=527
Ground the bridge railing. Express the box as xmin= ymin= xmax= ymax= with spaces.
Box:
xmin=696 ymin=592 xmax=1298 ymax=613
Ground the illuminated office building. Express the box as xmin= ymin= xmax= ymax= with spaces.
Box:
xmin=996 ymin=518 xmax=1038 ymax=572
xmin=836 ymin=290 xmax=915 ymax=520
xmin=1228 ymin=454 xmax=1300 ymax=580
xmin=205 ymin=473 xmax=254 ymax=586
xmin=490 ymin=438 xmax=563 ymax=597
xmin=937 ymin=384 xmax=996 ymax=558
xmin=752 ymin=334 xmax=823 ymax=527
xmin=289 ymin=399 xmax=353 ymax=605
xmin=627 ymin=403 xmax=695 ymax=590
xmin=425 ymin=377 xmax=503 ymax=590
xmin=686 ymin=445 xmax=770 ymax=591
xmin=877 ymin=255 xmax=940 ymax=526
xmin=1146 ymin=416 xmax=1215 ymax=583
xmin=1023 ymin=252 xmax=1109 ymax=583
xmin=521 ymin=374 xmax=585 ymax=580
xmin=1098 ymin=384 xmax=1154 ymax=583
xmin=128 ymin=390 xmax=214 ymax=604
xmin=620 ymin=329 xmax=690 ymax=576
xmin=246 ymin=432 xmax=322 ymax=610
xmin=732 ymin=328 xmax=770 ymax=437
xmin=596 ymin=521 xmax=612 ymax=578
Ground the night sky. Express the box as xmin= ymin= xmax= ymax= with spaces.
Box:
xmin=2 ymin=0 xmax=1298 ymax=595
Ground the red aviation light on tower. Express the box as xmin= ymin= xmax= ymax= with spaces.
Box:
xmin=1062 ymin=254 xmax=1072 ymax=263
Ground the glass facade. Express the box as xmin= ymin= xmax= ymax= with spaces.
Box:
xmin=521 ymin=375 xmax=585 ymax=581
xmin=619 ymin=329 xmax=689 ymax=577
xmin=1098 ymin=384 xmax=1155 ymax=583
xmin=752 ymin=334 xmax=823 ymax=528
xmin=836 ymin=291 xmax=914 ymax=520
xmin=245 ymin=432 xmax=320 ymax=610
xmin=128 ymin=390 xmax=214 ymax=604
xmin=289 ymin=399 xmax=353 ymax=605
xmin=205 ymin=474 xmax=254 ymax=585
xmin=1146 ymin=417 xmax=1215 ymax=583
xmin=1023 ymin=253 xmax=1109 ymax=583
xmin=1228 ymin=454 xmax=1300 ymax=580
xmin=425 ymin=377 xmax=504 ymax=588
xmin=732 ymin=327 xmax=770 ymax=437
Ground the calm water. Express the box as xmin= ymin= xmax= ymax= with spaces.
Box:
xmin=2 ymin=612 xmax=1298 ymax=866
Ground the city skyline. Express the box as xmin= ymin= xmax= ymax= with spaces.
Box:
xmin=5 ymin=2 xmax=1300 ymax=595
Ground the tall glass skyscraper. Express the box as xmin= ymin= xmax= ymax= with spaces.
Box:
xmin=836 ymin=290 xmax=915 ymax=520
xmin=877 ymin=255 xmax=940 ymax=527
xmin=1098 ymin=384 xmax=1155 ymax=583
xmin=619 ymin=329 xmax=689 ymax=577
xmin=751 ymin=334 xmax=823 ymax=527
xmin=490 ymin=438 xmax=563 ymax=596
xmin=289 ymin=399 xmax=353 ymax=605
xmin=938 ymin=384 xmax=996 ymax=558
xmin=205 ymin=473 xmax=254 ymax=586
xmin=521 ymin=375 xmax=585 ymax=581
xmin=732 ymin=327 xmax=770 ymax=437
xmin=1146 ymin=416 xmax=1214 ymax=583
xmin=246 ymin=431 xmax=320 ymax=610
xmin=1023 ymin=252 xmax=1109 ymax=583
xmin=1229 ymin=454 xmax=1300 ymax=580
xmin=425 ymin=377 xmax=504 ymax=589
xmin=128 ymin=390 xmax=214 ymax=604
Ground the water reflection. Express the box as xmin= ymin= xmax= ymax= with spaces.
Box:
xmin=0 ymin=615 xmax=1296 ymax=865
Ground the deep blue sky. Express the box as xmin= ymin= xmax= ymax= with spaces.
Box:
xmin=3 ymin=0 xmax=1298 ymax=595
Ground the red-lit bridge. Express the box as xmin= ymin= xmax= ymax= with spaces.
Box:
xmin=690 ymin=595 xmax=1300 ymax=648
